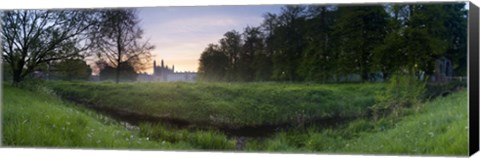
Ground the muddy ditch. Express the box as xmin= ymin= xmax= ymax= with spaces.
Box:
xmin=61 ymin=95 xmax=357 ymax=139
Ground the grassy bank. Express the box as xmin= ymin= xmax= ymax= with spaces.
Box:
xmin=46 ymin=81 xmax=384 ymax=127
xmin=3 ymin=82 xmax=468 ymax=155
xmin=2 ymin=85 xmax=194 ymax=149
xmin=240 ymin=90 xmax=468 ymax=156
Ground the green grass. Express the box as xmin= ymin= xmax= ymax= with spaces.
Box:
xmin=241 ymin=90 xmax=468 ymax=156
xmin=46 ymin=81 xmax=384 ymax=127
xmin=1 ymin=84 xmax=191 ymax=149
xmin=3 ymin=81 xmax=468 ymax=155
xmin=139 ymin=123 xmax=235 ymax=150
xmin=341 ymin=90 xmax=468 ymax=155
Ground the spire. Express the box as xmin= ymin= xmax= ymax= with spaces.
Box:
xmin=153 ymin=60 xmax=156 ymax=73
xmin=161 ymin=59 xmax=164 ymax=68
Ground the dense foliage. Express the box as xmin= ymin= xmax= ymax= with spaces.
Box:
xmin=198 ymin=3 xmax=467 ymax=82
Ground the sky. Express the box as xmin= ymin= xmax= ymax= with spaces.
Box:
xmin=138 ymin=5 xmax=283 ymax=74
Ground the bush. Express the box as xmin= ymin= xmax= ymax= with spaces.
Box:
xmin=371 ymin=71 xmax=426 ymax=119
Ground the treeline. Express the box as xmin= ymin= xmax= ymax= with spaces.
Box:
xmin=198 ymin=3 xmax=467 ymax=82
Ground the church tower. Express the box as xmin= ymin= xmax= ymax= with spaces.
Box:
xmin=161 ymin=59 xmax=164 ymax=68
xmin=153 ymin=60 xmax=156 ymax=74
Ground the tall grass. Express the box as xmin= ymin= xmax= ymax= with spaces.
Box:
xmin=138 ymin=123 xmax=235 ymax=150
xmin=4 ymin=81 xmax=468 ymax=155
xmin=341 ymin=91 xmax=468 ymax=155
xmin=2 ymin=85 xmax=190 ymax=149
xmin=242 ymin=90 xmax=468 ymax=156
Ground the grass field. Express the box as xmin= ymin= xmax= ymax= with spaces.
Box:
xmin=2 ymin=84 xmax=195 ymax=149
xmin=2 ymin=81 xmax=469 ymax=155
xmin=46 ymin=81 xmax=384 ymax=128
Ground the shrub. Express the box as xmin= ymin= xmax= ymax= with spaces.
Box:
xmin=371 ymin=71 xmax=426 ymax=119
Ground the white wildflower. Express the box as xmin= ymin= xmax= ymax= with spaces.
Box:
xmin=428 ymin=132 xmax=434 ymax=137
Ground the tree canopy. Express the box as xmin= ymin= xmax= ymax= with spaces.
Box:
xmin=1 ymin=10 xmax=99 ymax=84
xmin=198 ymin=3 xmax=468 ymax=83
xmin=90 ymin=9 xmax=154 ymax=83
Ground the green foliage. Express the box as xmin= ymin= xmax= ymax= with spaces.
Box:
xmin=139 ymin=123 xmax=235 ymax=150
xmin=53 ymin=58 xmax=92 ymax=81
xmin=1 ymin=85 xmax=181 ymax=149
xmin=99 ymin=62 xmax=138 ymax=82
xmin=334 ymin=5 xmax=389 ymax=81
xmin=372 ymin=72 xmax=426 ymax=118
xmin=198 ymin=3 xmax=467 ymax=82
xmin=3 ymin=82 xmax=467 ymax=155
xmin=198 ymin=44 xmax=229 ymax=81
xmin=46 ymin=81 xmax=383 ymax=127
xmin=343 ymin=91 xmax=468 ymax=155
xmin=245 ymin=91 xmax=467 ymax=155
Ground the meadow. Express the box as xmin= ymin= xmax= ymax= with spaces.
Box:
xmin=2 ymin=81 xmax=469 ymax=155
xmin=46 ymin=81 xmax=384 ymax=128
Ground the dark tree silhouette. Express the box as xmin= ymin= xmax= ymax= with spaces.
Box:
xmin=90 ymin=9 xmax=154 ymax=83
xmin=1 ymin=10 xmax=99 ymax=85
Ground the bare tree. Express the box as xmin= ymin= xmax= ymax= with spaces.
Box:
xmin=1 ymin=10 xmax=99 ymax=85
xmin=90 ymin=9 xmax=154 ymax=83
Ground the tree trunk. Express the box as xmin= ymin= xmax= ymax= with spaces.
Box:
xmin=115 ymin=66 xmax=120 ymax=83
xmin=12 ymin=70 xmax=22 ymax=86
xmin=362 ymin=71 xmax=369 ymax=82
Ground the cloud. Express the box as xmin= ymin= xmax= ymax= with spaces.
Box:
xmin=138 ymin=6 xmax=275 ymax=73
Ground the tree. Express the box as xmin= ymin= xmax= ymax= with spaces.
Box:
xmin=240 ymin=26 xmax=264 ymax=81
xmin=258 ymin=13 xmax=279 ymax=81
xmin=244 ymin=26 xmax=271 ymax=81
xmin=299 ymin=5 xmax=338 ymax=82
xmin=442 ymin=3 xmax=468 ymax=76
xmin=271 ymin=6 xmax=307 ymax=81
xmin=90 ymin=9 xmax=154 ymax=83
xmin=334 ymin=5 xmax=388 ymax=81
xmin=198 ymin=44 xmax=229 ymax=81
xmin=1 ymin=10 xmax=99 ymax=85
xmin=375 ymin=4 xmax=450 ymax=78
xmin=53 ymin=58 xmax=91 ymax=80
xmin=219 ymin=30 xmax=243 ymax=81
xmin=98 ymin=60 xmax=137 ymax=82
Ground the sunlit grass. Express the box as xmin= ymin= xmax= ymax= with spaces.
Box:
xmin=1 ymin=85 xmax=190 ymax=149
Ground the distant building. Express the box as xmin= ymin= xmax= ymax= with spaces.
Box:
xmin=137 ymin=59 xmax=197 ymax=82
